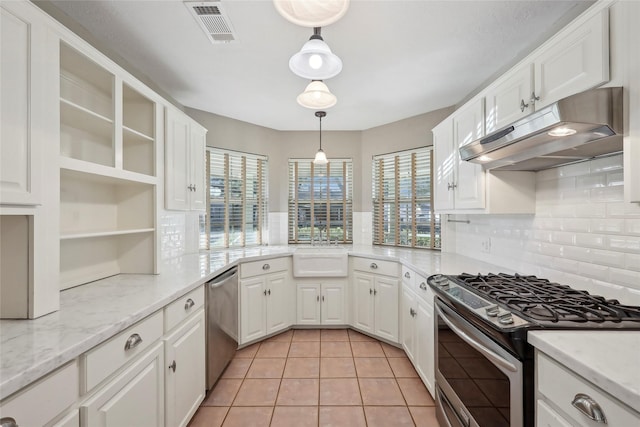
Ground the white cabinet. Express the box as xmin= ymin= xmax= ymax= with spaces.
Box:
xmin=58 ymin=41 xmax=160 ymax=290
xmin=165 ymin=106 xmax=207 ymax=211
xmin=485 ymin=64 xmax=534 ymax=133
xmin=240 ymin=258 xmax=293 ymax=344
xmin=433 ymin=113 xmax=535 ymax=214
xmin=351 ymin=258 xmax=400 ymax=343
xmin=0 ymin=361 xmax=79 ymax=427
xmin=80 ymin=342 xmax=165 ymax=427
xmin=536 ymin=351 xmax=640 ymax=427
xmin=296 ymin=281 xmax=346 ymax=325
xmin=400 ymin=270 xmax=435 ymax=398
xmin=164 ymin=309 xmax=206 ymax=427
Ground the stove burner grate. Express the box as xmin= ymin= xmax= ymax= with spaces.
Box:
xmin=456 ymin=273 xmax=640 ymax=323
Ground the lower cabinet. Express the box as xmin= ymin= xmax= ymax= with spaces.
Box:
xmin=164 ymin=309 xmax=206 ymax=427
xmin=401 ymin=283 xmax=435 ymax=397
xmin=296 ymin=281 xmax=346 ymax=325
xmin=80 ymin=341 xmax=165 ymax=427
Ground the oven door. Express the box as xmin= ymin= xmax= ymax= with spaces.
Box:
xmin=435 ymin=298 xmax=523 ymax=427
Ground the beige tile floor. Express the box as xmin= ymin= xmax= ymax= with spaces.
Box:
xmin=188 ymin=328 xmax=440 ymax=427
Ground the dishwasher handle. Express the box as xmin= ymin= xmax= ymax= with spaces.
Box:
xmin=209 ymin=267 xmax=238 ymax=288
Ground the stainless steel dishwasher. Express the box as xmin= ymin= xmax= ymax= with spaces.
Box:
xmin=206 ymin=266 xmax=238 ymax=389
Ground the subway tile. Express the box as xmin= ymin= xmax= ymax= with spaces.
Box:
xmin=626 ymin=254 xmax=640 ymax=272
xmin=561 ymin=218 xmax=590 ymax=232
xmin=575 ymin=233 xmax=606 ymax=248
xmin=590 ymin=154 xmax=623 ymax=173
xmin=590 ymin=219 xmax=625 ymax=234
xmin=576 ymin=262 xmax=609 ymax=282
xmin=607 ymin=171 xmax=625 ymax=187
xmin=625 ymin=219 xmax=640 ymax=235
xmin=609 ymin=268 xmax=640 ymax=290
xmin=561 ymin=246 xmax=591 ymax=263
xmin=558 ymin=161 xmax=590 ymax=178
xmin=540 ymin=243 xmax=563 ymax=257
xmin=551 ymin=257 xmax=578 ymax=274
xmin=552 ymin=232 xmax=575 ymax=245
xmin=573 ymin=203 xmax=607 ymax=218
xmin=590 ymin=186 xmax=624 ymax=202
xmin=606 ymin=236 xmax=640 ymax=253
xmin=532 ymin=230 xmax=553 ymax=243
xmin=590 ymin=249 xmax=626 ymax=269
xmin=576 ymin=173 xmax=606 ymax=189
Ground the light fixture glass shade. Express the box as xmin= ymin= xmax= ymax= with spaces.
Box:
xmin=297 ymin=81 xmax=337 ymax=109
xmin=289 ymin=37 xmax=342 ymax=80
xmin=273 ymin=0 xmax=350 ymax=27
xmin=313 ymin=148 xmax=328 ymax=165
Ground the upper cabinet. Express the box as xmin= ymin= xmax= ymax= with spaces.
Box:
xmin=452 ymin=99 xmax=486 ymax=210
xmin=485 ymin=10 xmax=609 ymax=134
xmin=165 ymin=107 xmax=207 ymax=211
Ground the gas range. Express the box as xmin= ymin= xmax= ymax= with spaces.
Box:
xmin=429 ymin=272 xmax=640 ymax=331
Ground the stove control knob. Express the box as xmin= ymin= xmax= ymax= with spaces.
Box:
xmin=485 ymin=305 xmax=499 ymax=317
xmin=439 ymin=281 xmax=450 ymax=290
xmin=498 ymin=312 xmax=514 ymax=325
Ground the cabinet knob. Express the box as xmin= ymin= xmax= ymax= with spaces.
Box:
xmin=317 ymin=295 xmax=320 ymax=302
xmin=373 ymin=289 xmax=378 ymax=296
xmin=322 ymin=295 xmax=325 ymax=302
xmin=184 ymin=298 xmax=195 ymax=310
xmin=520 ymin=99 xmax=529 ymax=112
xmin=262 ymin=263 xmax=270 ymax=271
xmin=264 ymin=289 xmax=268 ymax=296
xmin=531 ymin=91 xmax=540 ymax=104
xmin=410 ymin=308 xmax=417 ymax=317
xmin=419 ymin=282 xmax=427 ymax=291
xmin=369 ymin=288 xmax=373 ymax=295
xmin=572 ymin=393 xmax=607 ymax=423
xmin=404 ymin=272 xmax=411 ymax=279
xmin=370 ymin=263 xmax=378 ymax=269
xmin=268 ymin=289 xmax=271 ymax=296
xmin=447 ymin=182 xmax=457 ymax=191
xmin=124 ymin=333 xmax=143 ymax=351
xmin=169 ymin=360 xmax=176 ymax=373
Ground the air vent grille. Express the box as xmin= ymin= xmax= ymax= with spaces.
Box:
xmin=185 ymin=1 xmax=237 ymax=44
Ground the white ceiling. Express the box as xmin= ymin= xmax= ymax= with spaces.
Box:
xmin=48 ymin=0 xmax=593 ymax=131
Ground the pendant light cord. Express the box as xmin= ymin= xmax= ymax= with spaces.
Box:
xmin=319 ymin=114 xmax=322 ymax=150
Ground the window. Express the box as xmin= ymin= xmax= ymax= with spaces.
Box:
xmin=288 ymin=159 xmax=353 ymax=244
xmin=372 ymin=147 xmax=440 ymax=249
xmin=204 ymin=148 xmax=268 ymax=248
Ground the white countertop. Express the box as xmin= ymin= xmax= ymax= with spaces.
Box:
xmin=0 ymin=245 xmax=502 ymax=401
xmin=529 ymin=330 xmax=640 ymax=412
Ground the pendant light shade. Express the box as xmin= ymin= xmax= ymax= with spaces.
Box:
xmin=273 ymin=0 xmax=350 ymax=28
xmin=289 ymin=31 xmax=342 ymax=80
xmin=313 ymin=111 xmax=328 ymax=165
xmin=297 ymin=80 xmax=337 ymax=109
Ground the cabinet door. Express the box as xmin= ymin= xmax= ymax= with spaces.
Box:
xmin=432 ymin=121 xmax=455 ymax=211
xmin=265 ymin=272 xmax=292 ymax=335
xmin=415 ymin=299 xmax=435 ymax=398
xmin=533 ymin=9 xmax=609 ymax=108
xmin=322 ymin=283 xmax=345 ymax=325
xmin=81 ymin=342 xmax=164 ymax=427
xmin=352 ymin=272 xmax=375 ymax=334
xmin=400 ymin=287 xmax=416 ymax=362
xmin=297 ymin=283 xmax=320 ymax=325
xmin=453 ymin=99 xmax=486 ymax=209
xmin=164 ymin=311 xmax=206 ymax=427
xmin=240 ymin=277 xmax=266 ymax=343
xmin=485 ymin=64 xmax=533 ymax=133
xmin=165 ymin=107 xmax=190 ymax=211
xmin=189 ymin=123 xmax=207 ymax=211
xmin=50 ymin=409 xmax=80 ymax=427
xmin=374 ymin=276 xmax=399 ymax=343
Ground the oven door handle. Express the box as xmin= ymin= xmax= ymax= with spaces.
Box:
xmin=437 ymin=305 xmax=518 ymax=373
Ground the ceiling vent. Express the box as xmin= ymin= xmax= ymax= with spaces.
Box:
xmin=185 ymin=1 xmax=237 ymax=44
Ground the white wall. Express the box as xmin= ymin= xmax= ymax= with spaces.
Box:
xmin=450 ymin=153 xmax=640 ymax=304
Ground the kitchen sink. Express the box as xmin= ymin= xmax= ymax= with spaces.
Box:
xmin=292 ymin=246 xmax=348 ymax=277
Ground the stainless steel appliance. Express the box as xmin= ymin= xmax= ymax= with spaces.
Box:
xmin=459 ymin=87 xmax=623 ymax=171
xmin=206 ymin=267 xmax=238 ymax=389
xmin=428 ymin=273 xmax=640 ymax=427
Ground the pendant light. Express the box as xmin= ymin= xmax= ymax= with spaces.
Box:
xmin=273 ymin=0 xmax=350 ymax=28
xmin=289 ymin=28 xmax=342 ymax=80
xmin=313 ymin=111 xmax=328 ymax=165
xmin=297 ymin=80 xmax=337 ymax=109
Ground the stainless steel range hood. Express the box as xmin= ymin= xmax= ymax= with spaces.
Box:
xmin=459 ymin=87 xmax=623 ymax=171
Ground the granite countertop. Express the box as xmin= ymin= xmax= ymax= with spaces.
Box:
xmin=0 ymin=245 xmax=502 ymax=401
xmin=528 ymin=330 xmax=640 ymax=413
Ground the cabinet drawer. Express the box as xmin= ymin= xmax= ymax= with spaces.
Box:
xmin=241 ymin=257 xmax=289 ymax=278
xmin=82 ymin=310 xmax=163 ymax=393
xmin=414 ymin=273 xmax=433 ymax=305
xmin=0 ymin=360 xmax=79 ymax=427
xmin=352 ymin=257 xmax=399 ymax=277
xmin=164 ymin=285 xmax=204 ymax=332
xmin=537 ymin=352 xmax=639 ymax=426
xmin=401 ymin=265 xmax=415 ymax=289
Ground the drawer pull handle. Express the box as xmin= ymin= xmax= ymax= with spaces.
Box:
xmin=124 ymin=333 xmax=143 ymax=351
xmin=184 ymin=298 xmax=195 ymax=310
xmin=572 ymin=393 xmax=607 ymax=423
xmin=370 ymin=263 xmax=378 ymax=269
xmin=410 ymin=308 xmax=417 ymax=317
xmin=419 ymin=282 xmax=427 ymax=291
xmin=404 ymin=272 xmax=411 ymax=279
xmin=169 ymin=360 xmax=176 ymax=372
xmin=262 ymin=263 xmax=270 ymax=270
xmin=0 ymin=417 xmax=18 ymax=427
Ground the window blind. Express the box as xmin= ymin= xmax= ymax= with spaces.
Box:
xmin=372 ymin=147 xmax=440 ymax=249
xmin=288 ymin=159 xmax=353 ymax=244
xmin=205 ymin=148 xmax=268 ymax=248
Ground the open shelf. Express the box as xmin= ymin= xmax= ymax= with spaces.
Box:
xmin=60 ymin=157 xmax=158 ymax=185
xmin=60 ymin=98 xmax=114 ymax=166
xmin=122 ymin=84 xmax=156 ymax=177
xmin=60 ymin=228 xmax=155 ymax=241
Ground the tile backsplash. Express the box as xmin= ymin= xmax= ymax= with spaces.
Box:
xmin=451 ymin=153 xmax=640 ymax=304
